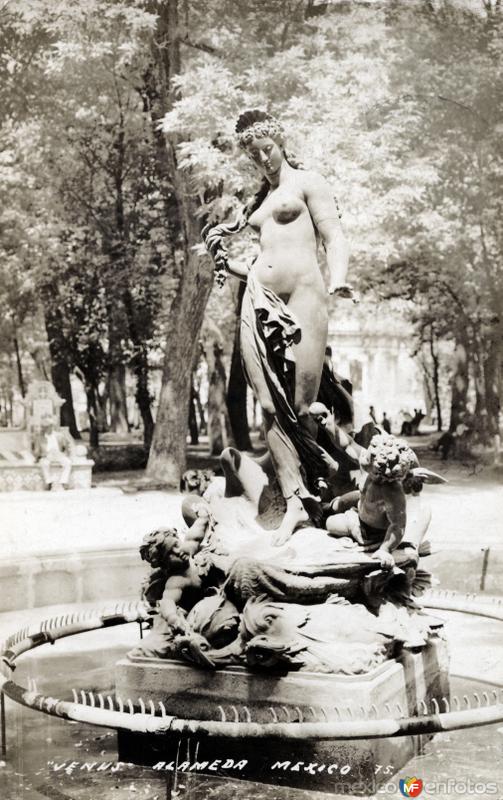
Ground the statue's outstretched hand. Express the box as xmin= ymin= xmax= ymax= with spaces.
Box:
xmin=194 ymin=503 xmax=211 ymax=521
xmin=159 ymin=601 xmax=189 ymax=634
xmin=328 ymin=282 xmax=358 ymax=302
xmin=373 ymin=548 xmax=395 ymax=569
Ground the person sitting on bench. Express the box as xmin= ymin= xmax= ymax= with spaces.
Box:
xmin=32 ymin=415 xmax=73 ymax=489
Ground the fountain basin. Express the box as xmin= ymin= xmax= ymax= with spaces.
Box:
xmin=115 ymin=635 xmax=449 ymax=794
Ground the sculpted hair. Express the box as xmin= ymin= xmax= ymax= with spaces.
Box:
xmin=202 ymin=109 xmax=304 ymax=284
xmin=359 ymin=434 xmax=419 ymax=483
xmin=139 ymin=528 xmax=180 ymax=564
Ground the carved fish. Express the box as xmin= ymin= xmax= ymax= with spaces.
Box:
xmin=186 ymin=590 xmax=240 ymax=649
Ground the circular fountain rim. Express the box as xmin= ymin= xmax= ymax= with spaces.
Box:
xmin=1 ymin=591 xmax=503 ymax=741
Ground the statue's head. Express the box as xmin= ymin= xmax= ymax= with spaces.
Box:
xmin=180 ymin=468 xmax=214 ymax=496
xmin=235 ymin=109 xmax=286 ymax=181
xmin=139 ymin=528 xmax=189 ymax=571
xmin=360 ymin=434 xmax=419 ymax=484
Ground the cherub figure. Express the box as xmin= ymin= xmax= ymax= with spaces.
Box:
xmin=325 ymin=434 xmax=420 ymax=568
xmin=133 ymin=508 xmax=363 ymax=664
xmin=131 ymin=505 xmax=225 ymax=658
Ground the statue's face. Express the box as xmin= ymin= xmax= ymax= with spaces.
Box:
xmin=244 ymin=135 xmax=284 ymax=180
xmin=143 ymin=532 xmax=189 ymax=571
xmin=160 ymin=538 xmax=190 ymax=571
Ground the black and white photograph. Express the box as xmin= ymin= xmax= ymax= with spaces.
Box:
xmin=1 ymin=1 xmax=502 ymax=798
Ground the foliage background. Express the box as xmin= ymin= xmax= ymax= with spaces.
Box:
xmin=0 ymin=0 xmax=501 ymax=480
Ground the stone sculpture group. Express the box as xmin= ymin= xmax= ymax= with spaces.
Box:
xmin=129 ymin=109 xmax=446 ymax=678
xmin=130 ymin=430 xmax=445 ymax=675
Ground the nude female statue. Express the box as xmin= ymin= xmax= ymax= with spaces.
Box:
xmin=203 ymin=110 xmax=352 ymax=543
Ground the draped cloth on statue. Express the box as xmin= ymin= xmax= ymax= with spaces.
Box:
xmin=240 ymin=273 xmax=358 ymax=500
xmin=318 ymin=362 xmax=354 ymax=427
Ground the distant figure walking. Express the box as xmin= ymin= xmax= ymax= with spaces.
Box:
xmin=369 ymin=405 xmax=377 ymax=424
xmin=381 ymin=412 xmax=391 ymax=434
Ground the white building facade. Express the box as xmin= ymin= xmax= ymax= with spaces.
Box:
xmin=328 ymin=300 xmax=426 ymax=433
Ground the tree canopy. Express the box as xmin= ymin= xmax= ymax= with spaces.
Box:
xmin=1 ymin=0 xmax=501 ymax=474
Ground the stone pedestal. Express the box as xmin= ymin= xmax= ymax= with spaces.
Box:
xmin=115 ymin=635 xmax=449 ymax=795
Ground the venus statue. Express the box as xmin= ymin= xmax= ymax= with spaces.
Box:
xmin=203 ymin=109 xmax=353 ymax=542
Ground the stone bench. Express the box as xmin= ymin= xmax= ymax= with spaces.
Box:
xmin=0 ymin=459 xmax=94 ymax=492
xmin=0 ymin=428 xmax=93 ymax=492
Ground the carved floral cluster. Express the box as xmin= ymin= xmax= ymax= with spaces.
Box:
xmin=360 ymin=434 xmax=418 ymax=483
xmin=236 ymin=119 xmax=284 ymax=148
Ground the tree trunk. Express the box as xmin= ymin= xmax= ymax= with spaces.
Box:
xmin=75 ymin=361 xmax=104 ymax=447
xmin=472 ymin=338 xmax=487 ymax=437
xmin=193 ymin=375 xmax=207 ymax=435
xmin=145 ymin=0 xmax=213 ymax=485
xmin=188 ymin=383 xmax=199 ymax=445
xmin=147 ymin=273 xmax=210 ymax=482
xmin=483 ymin=332 xmax=502 ymax=438
xmin=206 ymin=341 xmax=232 ymax=456
xmin=44 ymin=308 xmax=80 ymax=437
xmin=8 ymin=388 xmax=13 ymax=426
xmin=105 ymin=112 xmax=130 ymax=436
xmin=449 ymin=338 xmax=470 ymax=432
xmin=85 ymin=383 xmax=100 ymax=448
xmin=121 ymin=285 xmax=155 ymax=447
xmin=13 ymin=335 xmax=25 ymax=397
xmin=429 ymin=328 xmax=443 ymax=432
xmin=108 ymin=363 xmax=129 ymax=433
xmin=421 ymin=370 xmax=434 ymax=423
xmin=133 ymin=351 xmax=155 ymax=449
xmin=96 ymin=387 xmax=108 ymax=432
xmin=227 ymin=282 xmax=252 ymax=450
xmin=52 ymin=362 xmax=81 ymax=438
xmin=107 ymin=297 xmax=129 ymax=433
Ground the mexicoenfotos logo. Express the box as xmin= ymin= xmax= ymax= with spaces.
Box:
xmin=399 ymin=776 xmax=424 ymax=797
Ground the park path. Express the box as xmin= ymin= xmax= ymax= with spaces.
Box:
xmin=0 ymin=486 xmax=184 ymax=560
xmin=1 ymin=452 xmax=501 ymax=557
